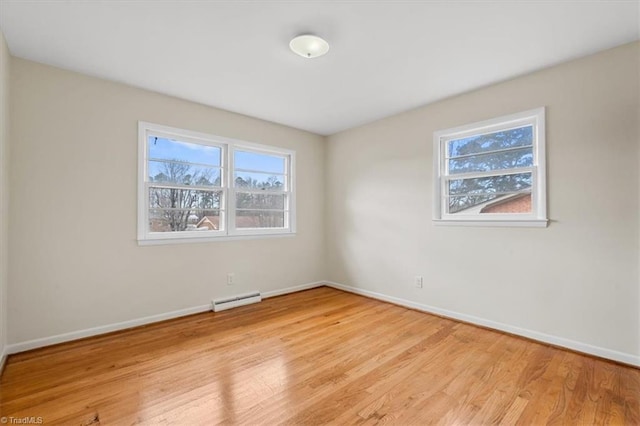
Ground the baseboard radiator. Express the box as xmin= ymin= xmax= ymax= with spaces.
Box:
xmin=212 ymin=291 xmax=262 ymax=312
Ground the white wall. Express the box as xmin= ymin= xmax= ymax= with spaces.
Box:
xmin=9 ymin=59 xmax=325 ymax=345
xmin=326 ymin=42 xmax=640 ymax=363
xmin=4 ymin=40 xmax=639 ymax=366
xmin=0 ymin=30 xmax=10 ymax=365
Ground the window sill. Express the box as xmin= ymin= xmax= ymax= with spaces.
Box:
xmin=138 ymin=232 xmax=296 ymax=246
xmin=433 ymin=219 xmax=548 ymax=228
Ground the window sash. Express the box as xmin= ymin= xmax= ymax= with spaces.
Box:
xmin=441 ymin=165 xmax=538 ymax=218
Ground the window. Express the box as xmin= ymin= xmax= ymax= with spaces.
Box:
xmin=233 ymin=150 xmax=290 ymax=230
xmin=433 ymin=108 xmax=547 ymax=227
xmin=138 ymin=122 xmax=295 ymax=244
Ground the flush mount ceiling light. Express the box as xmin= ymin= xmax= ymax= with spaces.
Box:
xmin=289 ymin=34 xmax=330 ymax=59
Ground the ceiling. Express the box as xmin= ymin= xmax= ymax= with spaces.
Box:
xmin=0 ymin=1 xmax=638 ymax=136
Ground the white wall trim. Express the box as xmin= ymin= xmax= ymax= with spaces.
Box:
xmin=7 ymin=280 xmax=637 ymax=368
xmin=0 ymin=347 xmax=7 ymax=375
xmin=5 ymin=280 xmax=326 ymax=356
xmin=5 ymin=304 xmax=211 ymax=355
xmin=262 ymin=281 xmax=324 ymax=299
xmin=325 ymin=281 xmax=640 ymax=368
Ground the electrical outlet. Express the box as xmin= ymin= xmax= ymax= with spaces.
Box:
xmin=414 ymin=276 xmax=423 ymax=288
xmin=227 ymin=273 xmax=235 ymax=285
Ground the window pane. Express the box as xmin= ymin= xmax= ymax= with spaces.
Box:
xmin=149 ymin=136 xmax=221 ymax=166
xmin=236 ymin=210 xmax=285 ymax=228
xmin=448 ymin=125 xmax=532 ymax=158
xmin=236 ymin=193 xmax=285 ymax=210
xmin=448 ymin=147 xmax=533 ymax=174
xmin=149 ymin=188 xmax=221 ymax=210
xmin=234 ymin=150 xmax=285 ymax=173
xmin=447 ymin=172 xmax=532 ymax=213
xmin=149 ymin=160 xmax=221 ymax=186
xmin=234 ymin=171 xmax=285 ymax=190
xmin=149 ymin=209 xmax=221 ymax=232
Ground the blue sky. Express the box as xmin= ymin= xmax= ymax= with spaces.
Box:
xmin=149 ymin=137 xmax=221 ymax=166
xmin=148 ymin=137 xmax=285 ymax=173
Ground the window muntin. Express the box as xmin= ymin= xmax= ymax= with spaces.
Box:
xmin=433 ymin=108 xmax=547 ymax=226
xmin=138 ymin=123 xmax=295 ymax=243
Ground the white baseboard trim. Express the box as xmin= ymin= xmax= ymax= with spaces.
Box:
xmin=7 ymin=280 xmax=638 ymax=368
xmin=262 ymin=281 xmax=325 ymax=299
xmin=5 ymin=280 xmax=326 ymax=356
xmin=325 ymin=281 xmax=640 ymax=368
xmin=6 ymin=304 xmax=211 ymax=355
xmin=0 ymin=346 xmax=7 ymax=375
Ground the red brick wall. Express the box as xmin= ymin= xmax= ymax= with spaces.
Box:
xmin=481 ymin=194 xmax=531 ymax=213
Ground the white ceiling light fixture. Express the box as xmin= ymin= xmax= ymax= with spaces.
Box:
xmin=289 ymin=34 xmax=330 ymax=59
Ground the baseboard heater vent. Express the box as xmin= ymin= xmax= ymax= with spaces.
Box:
xmin=212 ymin=291 xmax=262 ymax=312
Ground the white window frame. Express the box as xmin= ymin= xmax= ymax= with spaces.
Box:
xmin=138 ymin=122 xmax=296 ymax=245
xmin=433 ymin=107 xmax=547 ymax=227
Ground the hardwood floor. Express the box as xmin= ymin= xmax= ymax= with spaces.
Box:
xmin=1 ymin=287 xmax=638 ymax=425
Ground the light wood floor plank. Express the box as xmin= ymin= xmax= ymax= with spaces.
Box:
xmin=1 ymin=287 xmax=638 ymax=425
